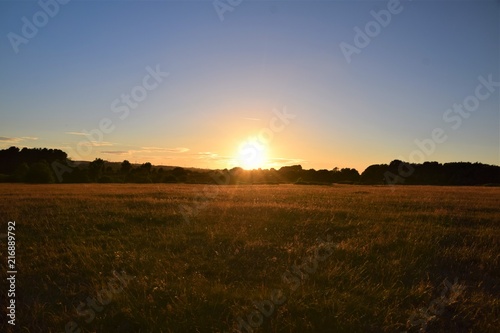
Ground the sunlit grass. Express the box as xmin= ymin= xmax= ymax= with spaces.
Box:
xmin=0 ymin=184 xmax=499 ymax=332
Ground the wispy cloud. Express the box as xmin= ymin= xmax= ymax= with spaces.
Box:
xmin=197 ymin=151 xmax=219 ymax=159
xmin=0 ymin=137 xmax=21 ymax=142
xmin=140 ymin=146 xmax=190 ymax=153
xmin=268 ymin=157 xmax=305 ymax=166
xmin=0 ymin=136 xmax=38 ymax=143
xmin=101 ymin=150 xmax=130 ymax=155
xmin=197 ymin=152 xmax=234 ymax=163
xmin=65 ymin=131 xmax=87 ymax=136
xmin=79 ymin=141 xmax=114 ymax=147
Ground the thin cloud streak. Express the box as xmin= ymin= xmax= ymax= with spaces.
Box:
xmin=80 ymin=141 xmax=114 ymax=147
xmin=65 ymin=132 xmax=87 ymax=136
xmin=140 ymin=147 xmax=190 ymax=153
xmin=101 ymin=150 xmax=130 ymax=155
xmin=0 ymin=136 xmax=38 ymax=142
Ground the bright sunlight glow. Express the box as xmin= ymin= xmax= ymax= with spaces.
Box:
xmin=236 ymin=138 xmax=268 ymax=170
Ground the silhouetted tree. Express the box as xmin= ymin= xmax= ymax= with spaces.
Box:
xmin=88 ymin=158 xmax=105 ymax=181
xmin=162 ymin=174 xmax=178 ymax=183
xmin=13 ymin=163 xmax=29 ymax=182
xmin=338 ymin=168 xmax=360 ymax=183
xmin=279 ymin=165 xmax=303 ymax=182
xmin=26 ymin=161 xmax=54 ymax=183
xmin=140 ymin=162 xmax=152 ymax=173
xmin=120 ymin=160 xmax=132 ymax=174
xmin=360 ymin=164 xmax=388 ymax=184
xmin=1 ymin=146 xmax=498 ymax=185
xmin=0 ymin=146 xmax=20 ymax=174
xmin=62 ymin=166 xmax=90 ymax=183
xmin=172 ymin=167 xmax=188 ymax=182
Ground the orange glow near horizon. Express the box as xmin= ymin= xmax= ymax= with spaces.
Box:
xmin=235 ymin=138 xmax=269 ymax=170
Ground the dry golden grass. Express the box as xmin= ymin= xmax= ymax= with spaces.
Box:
xmin=0 ymin=184 xmax=499 ymax=332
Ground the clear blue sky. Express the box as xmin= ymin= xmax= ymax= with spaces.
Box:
xmin=0 ymin=0 xmax=498 ymax=172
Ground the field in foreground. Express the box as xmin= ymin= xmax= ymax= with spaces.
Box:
xmin=0 ymin=184 xmax=499 ymax=333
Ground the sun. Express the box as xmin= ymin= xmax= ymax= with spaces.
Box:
xmin=236 ymin=138 xmax=268 ymax=170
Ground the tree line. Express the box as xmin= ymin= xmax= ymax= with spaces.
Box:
xmin=0 ymin=146 xmax=498 ymax=185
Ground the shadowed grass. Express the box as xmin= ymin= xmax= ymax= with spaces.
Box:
xmin=0 ymin=184 xmax=498 ymax=332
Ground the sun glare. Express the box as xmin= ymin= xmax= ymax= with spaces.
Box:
xmin=236 ymin=139 xmax=268 ymax=170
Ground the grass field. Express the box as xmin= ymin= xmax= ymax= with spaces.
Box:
xmin=1 ymin=184 xmax=499 ymax=333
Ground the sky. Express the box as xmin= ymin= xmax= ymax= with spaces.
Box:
xmin=0 ymin=0 xmax=499 ymax=172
